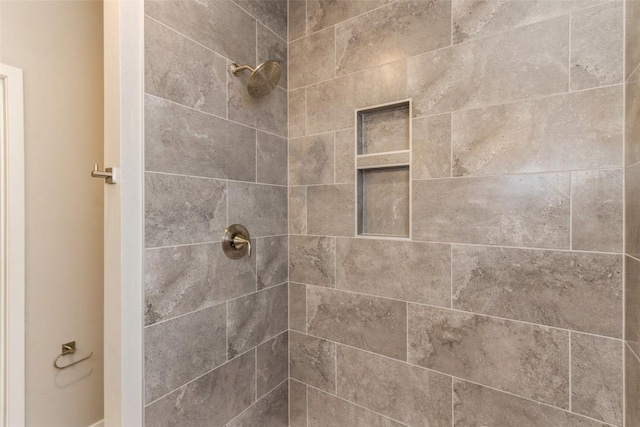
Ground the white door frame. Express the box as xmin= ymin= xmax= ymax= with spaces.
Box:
xmin=0 ymin=64 xmax=25 ymax=427
xmin=103 ymin=0 xmax=144 ymax=425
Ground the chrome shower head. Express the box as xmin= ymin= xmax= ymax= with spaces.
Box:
xmin=230 ymin=60 xmax=282 ymax=98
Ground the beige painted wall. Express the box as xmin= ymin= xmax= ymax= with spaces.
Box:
xmin=0 ymin=1 xmax=104 ymax=426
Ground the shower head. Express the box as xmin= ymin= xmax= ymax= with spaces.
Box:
xmin=230 ymin=60 xmax=282 ymax=98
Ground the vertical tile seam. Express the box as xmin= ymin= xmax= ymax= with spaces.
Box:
xmin=622 ymin=0 xmax=627 ymax=425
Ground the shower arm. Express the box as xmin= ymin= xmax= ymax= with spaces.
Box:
xmin=230 ymin=63 xmax=256 ymax=76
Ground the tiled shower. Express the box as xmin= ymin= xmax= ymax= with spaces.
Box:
xmin=142 ymin=0 xmax=640 ymax=426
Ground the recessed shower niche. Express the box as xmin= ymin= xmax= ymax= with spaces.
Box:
xmin=356 ymin=100 xmax=411 ymax=239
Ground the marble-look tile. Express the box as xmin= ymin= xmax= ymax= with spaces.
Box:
xmin=360 ymin=167 xmax=409 ymax=237
xmin=256 ymin=236 xmax=288 ymax=289
xmin=359 ymin=104 xmax=410 ymax=154
xmin=306 ymin=287 xmax=407 ymax=360
xmin=627 ymin=163 xmax=640 ymax=258
xmin=337 ymin=238 xmax=450 ymax=306
xmin=307 ymin=184 xmax=355 ymax=237
xmin=256 ymin=332 xmax=288 ymax=398
xmin=289 ymin=236 xmax=336 ymax=287
xmin=257 ymin=23 xmax=287 ymax=90
xmin=289 ymin=331 xmax=336 ymax=392
xmin=290 ymin=282 xmax=307 ymax=332
xmin=145 ymin=173 xmax=227 ymax=248
xmin=337 ymin=345 xmax=451 ymax=426
xmin=144 ymin=303 xmax=227 ymax=403
xmin=308 ymin=388 xmax=404 ymax=427
xmin=626 ymin=0 xmax=640 ymax=79
xmin=228 ymin=76 xmax=287 ymax=137
xmin=408 ymin=304 xmax=570 ymax=407
xmin=228 ymin=181 xmax=287 ymax=237
xmin=289 ymin=187 xmax=307 ymax=235
xmin=412 ymin=114 xmax=451 ymax=180
xmin=412 ymin=173 xmax=570 ymax=249
xmin=289 ymin=88 xmax=306 ymax=138
xmin=626 ymin=66 xmax=640 ymax=166
xmin=451 ymin=86 xmax=623 ymax=177
xmin=227 ymin=381 xmax=288 ymax=427
xmin=289 ymin=0 xmax=307 ymax=41
xmin=452 ymin=0 xmax=603 ymax=44
xmin=335 ymin=129 xmax=355 ymax=183
xmin=227 ymin=284 xmax=288 ymax=358
xmin=233 ymin=0 xmax=288 ymax=40
xmin=571 ymin=333 xmax=623 ymax=425
xmin=452 ymin=245 xmax=623 ymax=337
xmin=145 ymin=243 xmax=256 ymax=326
xmin=289 ymin=133 xmax=334 ymax=185
xmin=145 ymin=95 xmax=256 ymax=181
xmin=335 ymin=0 xmax=450 ymax=76
xmin=306 ymin=0 xmax=392 ymax=33
xmin=144 ymin=350 xmax=255 ymax=427
xmin=256 ymin=131 xmax=287 ymax=186
xmin=626 ymin=345 xmax=640 ymax=427
xmin=145 ymin=0 xmax=256 ymax=65
xmin=290 ymin=379 xmax=308 ymax=427
xmin=626 ymin=257 xmax=640 ymax=349
xmin=144 ymin=17 xmax=227 ymax=116
xmin=408 ymin=17 xmax=569 ymax=117
xmin=307 ymin=60 xmax=406 ymax=134
xmin=571 ymin=169 xmax=623 ymax=253
xmin=570 ymin=1 xmax=623 ymax=90
xmin=453 ymin=380 xmax=609 ymax=427
xmin=289 ymin=27 xmax=335 ymax=89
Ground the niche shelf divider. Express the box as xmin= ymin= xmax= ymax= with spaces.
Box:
xmin=355 ymin=99 xmax=412 ymax=240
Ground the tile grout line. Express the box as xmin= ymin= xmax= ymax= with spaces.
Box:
xmin=144 ymin=169 xmax=288 ymax=188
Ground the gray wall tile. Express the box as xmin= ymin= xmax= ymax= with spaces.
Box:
xmin=289 ymin=0 xmax=307 ymax=41
xmin=337 ymin=345 xmax=451 ymax=426
xmin=335 ymin=129 xmax=355 ymax=184
xmin=289 ymin=187 xmax=307 ymax=234
xmin=626 ymin=0 xmax=640 ymax=79
xmin=452 ymin=245 xmax=623 ymax=337
xmin=144 ymin=303 xmax=227 ymax=403
xmin=256 ymin=332 xmax=288 ymax=399
xmin=627 ymin=66 xmax=640 ymax=166
xmin=626 ymin=346 xmax=640 ymax=427
xmin=145 ymin=243 xmax=256 ymax=326
xmin=412 ymin=173 xmax=570 ymax=249
xmin=227 ymin=380 xmax=289 ymax=427
xmin=626 ymin=256 xmax=640 ymax=351
xmin=306 ymin=0 xmax=392 ymax=34
xmin=145 ymin=173 xmax=227 ymax=248
xmin=289 ymin=27 xmax=335 ymax=89
xmin=336 ymin=238 xmax=450 ymax=306
xmin=408 ymin=17 xmax=568 ymax=117
xmin=412 ymin=114 xmax=451 ymax=180
xmin=228 ymin=181 xmax=287 ymax=237
xmin=256 ymin=235 xmax=288 ymax=289
xmin=409 ymin=304 xmax=570 ymax=408
xmin=307 ymin=287 xmax=407 ymax=360
xmin=626 ymin=163 xmax=640 ymax=258
xmin=233 ymin=0 xmax=288 ymax=40
xmin=228 ymin=77 xmax=288 ymax=137
xmin=289 ymin=133 xmax=334 ymax=185
xmin=307 ymin=184 xmax=355 ymax=237
xmin=227 ymin=284 xmax=288 ymax=358
xmin=289 ymin=379 xmax=308 ymax=427
xmin=257 ymin=131 xmax=287 ymax=186
xmin=308 ymin=388 xmax=404 ymax=427
xmin=144 ymin=350 xmax=255 ymax=427
xmin=289 ymin=236 xmax=336 ymax=287
xmin=289 ymin=88 xmax=306 ymax=138
xmin=290 ymin=331 xmax=336 ymax=392
xmin=571 ymin=333 xmax=623 ymax=425
xmin=144 ymin=17 xmax=227 ymax=116
xmin=257 ymin=22 xmax=287 ymax=90
xmin=290 ymin=283 xmax=307 ymax=333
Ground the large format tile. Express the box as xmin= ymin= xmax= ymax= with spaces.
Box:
xmin=228 ymin=181 xmax=287 ymax=237
xmin=627 ymin=257 xmax=640 ymax=350
xmin=337 ymin=345 xmax=451 ymax=426
xmin=408 ymin=17 xmax=569 ymax=117
xmin=307 ymin=60 xmax=406 ymax=134
xmin=571 ymin=169 xmax=623 ymax=253
xmin=412 ymin=173 xmax=570 ymax=249
xmin=256 ymin=332 xmax=288 ymax=398
xmin=289 ymin=133 xmax=334 ymax=185
xmin=412 ymin=114 xmax=451 ymax=179
xmin=144 ymin=303 xmax=227 ymax=403
xmin=228 ymin=82 xmax=288 ymax=137
xmin=290 ymin=379 xmax=307 ymax=427
xmin=453 ymin=380 xmax=608 ymax=427
xmin=626 ymin=345 xmax=640 ymax=427
xmin=256 ymin=131 xmax=287 ymax=186
xmin=257 ymin=22 xmax=287 ymax=90
xmin=145 ymin=173 xmax=227 ymax=248
xmin=571 ymin=333 xmax=623 ymax=425
xmin=144 ymin=17 xmax=227 ymax=116
xmin=289 ymin=0 xmax=306 ymax=40
xmin=289 ymin=331 xmax=336 ymax=392
xmin=144 ymin=350 xmax=255 ymax=427
xmin=451 ymin=86 xmax=623 ymax=177
xmin=335 ymin=129 xmax=355 ymax=183
xmin=308 ymin=388 xmax=404 ymax=427
xmin=626 ymin=0 xmax=640 ymax=79
xmin=336 ymin=238 xmax=450 ymax=306
xmin=256 ymin=236 xmax=288 ymax=290
xmin=627 ymin=163 xmax=640 ymax=258
xmin=233 ymin=0 xmax=287 ymax=40
xmin=145 ymin=0 xmax=256 ymax=65
xmin=145 ymin=95 xmax=256 ymax=181
xmin=290 ymin=282 xmax=307 ymax=333
xmin=289 ymin=186 xmax=307 ymax=234
xmin=307 ymin=184 xmax=355 ymax=236
xmin=570 ymin=1 xmax=623 ymax=90
xmin=627 ymin=66 xmax=640 ymax=166
xmin=145 ymin=243 xmax=256 ymax=326
xmin=306 ymin=287 xmax=407 ymax=360
xmin=306 ymin=0 xmax=392 ymax=33
xmin=227 ymin=381 xmax=288 ymax=427
xmin=408 ymin=304 xmax=570 ymax=408
xmin=289 ymin=236 xmax=336 ymax=287
xmin=227 ymin=284 xmax=288 ymax=358
xmin=289 ymin=88 xmax=306 ymax=138
xmin=289 ymin=27 xmax=335 ymax=89
xmin=452 ymin=245 xmax=622 ymax=337
xmin=335 ymin=0 xmax=450 ymax=76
